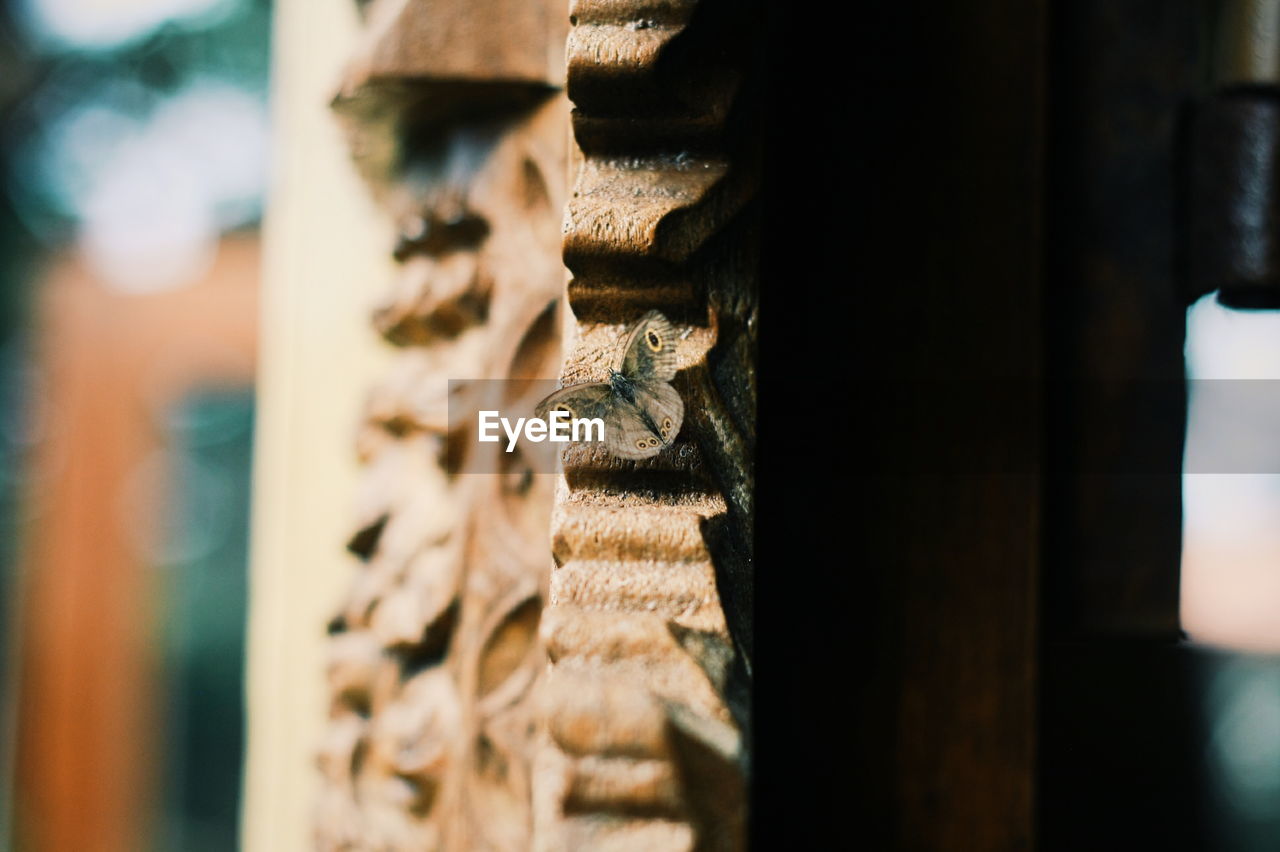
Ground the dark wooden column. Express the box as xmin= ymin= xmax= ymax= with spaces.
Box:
xmin=758 ymin=3 xmax=1046 ymax=849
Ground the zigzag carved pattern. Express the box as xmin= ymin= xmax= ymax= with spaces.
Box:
xmin=536 ymin=0 xmax=758 ymax=848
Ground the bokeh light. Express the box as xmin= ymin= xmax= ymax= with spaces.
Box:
xmin=17 ymin=0 xmax=243 ymax=52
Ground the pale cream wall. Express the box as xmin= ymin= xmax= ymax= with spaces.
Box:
xmin=243 ymin=2 xmax=392 ymax=848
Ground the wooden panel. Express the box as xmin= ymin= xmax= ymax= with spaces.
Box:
xmin=1040 ymin=4 xmax=1208 ymax=847
xmin=754 ymin=3 xmax=1045 ymax=848
xmin=1043 ymin=0 xmax=1197 ymax=639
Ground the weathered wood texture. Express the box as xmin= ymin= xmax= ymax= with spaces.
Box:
xmin=315 ymin=0 xmax=569 ymax=848
xmin=533 ymin=1 xmax=758 ymax=849
xmin=317 ymin=0 xmax=757 ymax=848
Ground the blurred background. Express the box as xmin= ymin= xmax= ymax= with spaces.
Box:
xmin=0 ymin=0 xmax=268 ymax=849
xmin=1182 ymin=296 xmax=1280 ymax=849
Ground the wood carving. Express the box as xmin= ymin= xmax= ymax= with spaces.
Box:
xmin=316 ymin=0 xmax=756 ymax=847
xmin=533 ymin=0 xmax=758 ymax=849
xmin=316 ymin=0 xmax=568 ymax=848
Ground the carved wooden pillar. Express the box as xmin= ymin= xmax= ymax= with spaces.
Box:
xmin=533 ymin=1 xmax=756 ymax=849
xmin=314 ymin=0 xmax=755 ymax=848
xmin=314 ymin=1 xmax=567 ymax=849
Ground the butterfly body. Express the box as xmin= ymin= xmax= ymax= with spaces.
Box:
xmin=608 ymin=369 xmax=636 ymax=401
xmin=536 ymin=311 xmax=685 ymax=459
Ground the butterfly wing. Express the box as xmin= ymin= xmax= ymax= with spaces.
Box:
xmin=534 ymin=382 xmax=613 ymax=422
xmin=616 ymin=310 xmax=679 ymax=381
xmin=538 ymin=313 xmax=684 ymax=460
xmin=632 ymin=379 xmax=683 ymax=444
xmin=602 ymin=380 xmax=684 ymax=459
xmin=602 ymin=405 xmax=665 ymax=459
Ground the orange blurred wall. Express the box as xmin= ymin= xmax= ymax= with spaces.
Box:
xmin=12 ymin=235 xmax=259 ymax=852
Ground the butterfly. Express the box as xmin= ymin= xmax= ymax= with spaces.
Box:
xmin=535 ymin=310 xmax=684 ymax=459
